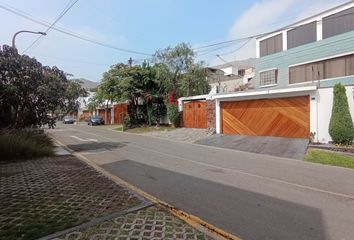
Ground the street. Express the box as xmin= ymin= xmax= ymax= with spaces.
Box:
xmin=49 ymin=123 xmax=354 ymax=240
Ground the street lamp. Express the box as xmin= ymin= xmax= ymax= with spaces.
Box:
xmin=12 ymin=30 xmax=47 ymax=48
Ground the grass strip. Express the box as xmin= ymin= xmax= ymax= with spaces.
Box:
xmin=305 ymin=148 xmax=354 ymax=169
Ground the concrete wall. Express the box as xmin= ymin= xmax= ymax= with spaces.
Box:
xmin=254 ymin=30 xmax=354 ymax=89
xmin=314 ymin=86 xmax=354 ymax=143
xmin=209 ymin=78 xmax=244 ymax=94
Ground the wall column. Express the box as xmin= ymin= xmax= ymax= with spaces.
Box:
xmin=282 ymin=31 xmax=287 ymax=51
xmin=316 ymin=20 xmax=323 ymax=41
xmin=309 ymin=91 xmax=319 ymax=142
xmin=206 ymin=99 xmax=216 ymax=132
xmin=215 ymin=99 xmax=221 ymax=134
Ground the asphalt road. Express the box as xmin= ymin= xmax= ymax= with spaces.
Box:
xmin=49 ymin=123 xmax=354 ymax=240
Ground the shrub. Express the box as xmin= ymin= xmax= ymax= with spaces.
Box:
xmin=0 ymin=129 xmax=54 ymax=161
xmin=167 ymin=103 xmax=180 ymax=127
xmin=329 ymin=83 xmax=354 ymax=145
xmin=122 ymin=115 xmax=132 ymax=130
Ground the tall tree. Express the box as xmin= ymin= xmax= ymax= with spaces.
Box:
xmin=63 ymin=79 xmax=88 ymax=115
xmin=154 ymin=42 xmax=209 ymax=98
xmin=100 ymin=63 xmax=165 ymax=125
xmin=0 ymin=45 xmax=85 ymax=128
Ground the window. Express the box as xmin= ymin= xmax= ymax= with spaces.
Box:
xmin=260 ymin=34 xmax=283 ymax=57
xmin=260 ymin=69 xmax=278 ymax=86
xmin=287 ymin=21 xmax=317 ymax=49
xmin=289 ymin=53 xmax=354 ymax=84
xmin=323 ymin=7 xmax=354 ymax=39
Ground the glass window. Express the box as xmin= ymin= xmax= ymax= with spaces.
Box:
xmin=289 ymin=54 xmax=354 ymax=84
xmin=325 ymin=57 xmax=345 ymax=79
xmin=323 ymin=7 xmax=354 ymax=39
xmin=260 ymin=34 xmax=283 ymax=57
xmin=287 ymin=21 xmax=317 ymax=49
xmin=260 ymin=69 xmax=278 ymax=86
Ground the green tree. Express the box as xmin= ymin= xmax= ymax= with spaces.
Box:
xmin=63 ymin=79 xmax=88 ymax=114
xmin=0 ymin=45 xmax=84 ymax=128
xmin=329 ymin=83 xmax=354 ymax=145
xmin=154 ymin=42 xmax=209 ymax=98
xmin=100 ymin=63 xmax=165 ymax=125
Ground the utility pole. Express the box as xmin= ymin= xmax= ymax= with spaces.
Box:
xmin=128 ymin=57 xmax=133 ymax=67
xmin=12 ymin=30 xmax=46 ymax=48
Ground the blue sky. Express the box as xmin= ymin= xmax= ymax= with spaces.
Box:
xmin=0 ymin=0 xmax=349 ymax=81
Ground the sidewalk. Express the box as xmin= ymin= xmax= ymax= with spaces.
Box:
xmin=0 ymin=154 xmax=214 ymax=240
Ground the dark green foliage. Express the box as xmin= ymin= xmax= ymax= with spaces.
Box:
xmin=0 ymin=129 xmax=54 ymax=161
xmin=167 ymin=104 xmax=180 ymax=127
xmin=154 ymin=42 xmax=209 ymax=97
xmin=100 ymin=63 xmax=167 ymax=126
xmin=122 ymin=115 xmax=132 ymax=130
xmin=97 ymin=43 xmax=208 ymax=127
xmin=0 ymin=45 xmax=86 ymax=129
xmin=329 ymin=83 xmax=354 ymax=145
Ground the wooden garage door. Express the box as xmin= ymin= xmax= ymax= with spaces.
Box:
xmin=221 ymin=96 xmax=310 ymax=138
xmin=183 ymin=101 xmax=207 ymax=128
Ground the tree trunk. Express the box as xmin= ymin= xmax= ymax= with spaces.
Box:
xmin=105 ymin=101 xmax=109 ymax=124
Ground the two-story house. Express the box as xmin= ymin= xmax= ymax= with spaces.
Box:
xmin=212 ymin=2 xmax=354 ymax=143
xmin=207 ymin=59 xmax=255 ymax=94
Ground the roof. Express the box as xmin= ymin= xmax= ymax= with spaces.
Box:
xmin=208 ymin=58 xmax=255 ymax=70
xmin=206 ymin=58 xmax=255 ymax=84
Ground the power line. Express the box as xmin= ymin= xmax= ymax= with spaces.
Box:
xmin=35 ymin=53 xmax=111 ymax=66
xmin=218 ymin=38 xmax=253 ymax=56
xmin=193 ymin=10 xmax=354 ymax=53
xmin=194 ymin=39 xmax=246 ymax=54
xmin=196 ymin=38 xmax=253 ymax=57
xmin=0 ymin=2 xmax=152 ymax=56
xmin=193 ymin=36 xmax=256 ymax=51
xmin=23 ymin=0 xmax=79 ymax=54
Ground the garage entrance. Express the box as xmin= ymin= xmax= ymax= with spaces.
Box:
xmin=220 ymin=96 xmax=310 ymax=138
xmin=183 ymin=100 xmax=207 ymax=128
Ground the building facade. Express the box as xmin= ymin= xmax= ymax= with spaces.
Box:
xmin=209 ymin=2 xmax=354 ymax=143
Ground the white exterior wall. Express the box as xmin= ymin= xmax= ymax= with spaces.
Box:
xmin=315 ymin=86 xmax=354 ymax=143
xmin=309 ymin=91 xmax=318 ymax=141
xmin=209 ymin=78 xmax=244 ymax=94
xmin=220 ymin=66 xmax=238 ymax=75
xmin=215 ymin=99 xmax=221 ymax=134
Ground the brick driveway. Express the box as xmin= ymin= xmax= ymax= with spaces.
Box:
xmin=0 ymin=155 xmax=214 ymax=240
xmin=56 ymin=206 xmax=213 ymax=240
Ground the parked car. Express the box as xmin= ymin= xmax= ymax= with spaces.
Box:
xmin=62 ymin=116 xmax=75 ymax=124
xmin=88 ymin=115 xmax=105 ymax=126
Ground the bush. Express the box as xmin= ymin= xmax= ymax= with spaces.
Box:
xmin=167 ymin=103 xmax=180 ymax=127
xmin=122 ymin=115 xmax=132 ymax=130
xmin=329 ymin=83 xmax=354 ymax=145
xmin=0 ymin=129 xmax=54 ymax=161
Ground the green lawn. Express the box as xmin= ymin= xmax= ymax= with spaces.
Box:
xmin=113 ymin=126 xmax=123 ymax=131
xmin=305 ymin=148 xmax=354 ymax=169
xmin=126 ymin=125 xmax=174 ymax=134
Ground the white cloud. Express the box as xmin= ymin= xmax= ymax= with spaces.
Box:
xmin=228 ymin=0 xmax=296 ymax=39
